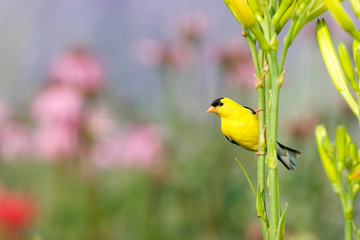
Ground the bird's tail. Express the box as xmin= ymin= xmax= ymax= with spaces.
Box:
xmin=276 ymin=142 xmax=301 ymax=170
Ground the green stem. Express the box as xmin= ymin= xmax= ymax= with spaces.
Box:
xmin=336 ymin=169 xmax=354 ymax=240
xmin=279 ymin=17 xmax=298 ymax=71
xmin=263 ymin=3 xmax=281 ymax=236
xmin=266 ymin=49 xmax=281 ymax=240
xmin=245 ymin=34 xmax=269 ymax=236
xmin=345 ymin=219 xmax=353 ymax=240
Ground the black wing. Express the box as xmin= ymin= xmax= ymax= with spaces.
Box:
xmin=243 ymin=106 xmax=256 ymax=115
xmin=225 ymin=136 xmax=240 ymax=146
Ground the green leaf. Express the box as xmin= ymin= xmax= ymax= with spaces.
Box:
xmin=276 ymin=203 xmax=288 ymax=240
xmin=256 ymin=186 xmax=267 ymax=221
xmin=235 ymin=157 xmax=256 ymax=197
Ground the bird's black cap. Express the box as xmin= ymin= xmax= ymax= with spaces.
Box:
xmin=211 ymin=97 xmax=224 ymax=107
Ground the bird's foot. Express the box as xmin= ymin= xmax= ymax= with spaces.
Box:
xmin=254 ymin=109 xmax=263 ymax=117
xmin=255 ymin=152 xmax=265 ymax=156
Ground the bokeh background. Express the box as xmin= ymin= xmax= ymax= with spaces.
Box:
xmin=0 ymin=0 xmax=359 ymax=239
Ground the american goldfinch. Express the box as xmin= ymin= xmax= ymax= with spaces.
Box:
xmin=206 ymin=97 xmax=301 ymax=170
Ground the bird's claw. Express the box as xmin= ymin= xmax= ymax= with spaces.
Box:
xmin=254 ymin=109 xmax=263 ymax=117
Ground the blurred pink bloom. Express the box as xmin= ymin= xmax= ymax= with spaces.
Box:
xmin=214 ymin=38 xmax=255 ymax=87
xmin=92 ymin=125 xmax=164 ymax=169
xmin=0 ymin=102 xmax=11 ymax=126
xmin=133 ymin=39 xmax=192 ymax=69
xmin=288 ymin=114 xmax=319 ymax=139
xmin=86 ymin=107 xmax=117 ymax=138
xmin=49 ymin=47 xmax=104 ymax=94
xmin=0 ymin=191 xmax=35 ymax=240
xmin=0 ymin=123 xmax=31 ymax=160
xmin=31 ymin=84 xmax=84 ymax=129
xmin=91 ymin=134 xmax=123 ymax=168
xmin=176 ymin=12 xmax=209 ymax=44
xmin=121 ymin=125 xmax=163 ymax=167
xmin=33 ymin=126 xmax=78 ymax=161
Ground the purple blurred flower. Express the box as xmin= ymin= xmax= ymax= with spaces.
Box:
xmin=134 ymin=39 xmax=193 ymax=69
xmin=31 ymin=83 xmax=84 ymax=129
xmin=49 ymin=47 xmax=104 ymax=94
xmin=92 ymin=124 xmax=164 ymax=169
xmin=33 ymin=125 xmax=78 ymax=161
xmin=214 ymin=38 xmax=255 ymax=87
xmin=176 ymin=12 xmax=209 ymax=45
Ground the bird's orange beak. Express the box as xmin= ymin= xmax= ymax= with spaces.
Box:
xmin=206 ymin=106 xmax=217 ymax=113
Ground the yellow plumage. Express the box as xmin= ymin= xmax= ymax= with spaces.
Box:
xmin=217 ymin=98 xmax=259 ymax=151
xmin=207 ymin=97 xmax=301 ymax=170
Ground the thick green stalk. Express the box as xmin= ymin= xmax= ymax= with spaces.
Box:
xmin=345 ymin=219 xmax=353 ymax=240
xmin=335 ymin=165 xmax=354 ymax=240
xmin=263 ymin=5 xmax=281 ymax=238
xmin=245 ymin=33 xmax=268 ymax=235
xmin=266 ymin=51 xmax=281 ymax=239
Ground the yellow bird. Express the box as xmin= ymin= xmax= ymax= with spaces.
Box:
xmin=206 ymin=97 xmax=301 ymax=170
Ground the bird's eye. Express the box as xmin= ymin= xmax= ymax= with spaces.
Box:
xmin=219 ymin=102 xmax=223 ymax=106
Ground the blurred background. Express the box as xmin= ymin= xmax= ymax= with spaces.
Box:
xmin=0 ymin=0 xmax=359 ymax=239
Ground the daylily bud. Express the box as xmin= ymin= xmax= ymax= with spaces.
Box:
xmin=323 ymin=0 xmax=360 ymax=41
xmin=306 ymin=3 xmax=327 ymax=23
xmin=227 ymin=0 xmax=257 ymax=28
xmin=224 ymin=0 xmax=242 ymax=23
xmin=350 ymin=163 xmax=360 ymax=180
xmin=272 ymin=0 xmax=295 ymax=29
xmin=355 ymin=50 xmax=360 ymax=77
xmin=295 ymin=0 xmax=312 ymax=17
xmin=350 ymin=0 xmax=360 ymax=20
xmin=225 ymin=0 xmax=271 ymax=51
xmin=247 ymin=0 xmax=264 ymax=22
xmin=277 ymin=0 xmax=296 ymax=32
xmin=317 ymin=19 xmax=359 ymax=117
xmin=336 ymin=125 xmax=346 ymax=171
xmin=353 ymin=39 xmax=360 ymax=59
xmin=315 ymin=125 xmax=338 ymax=184
xmin=338 ymin=42 xmax=359 ymax=92
xmin=352 ymin=183 xmax=360 ymax=195
xmin=349 ymin=142 xmax=359 ymax=167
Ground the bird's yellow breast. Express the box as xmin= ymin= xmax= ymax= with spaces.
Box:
xmin=220 ymin=111 xmax=259 ymax=151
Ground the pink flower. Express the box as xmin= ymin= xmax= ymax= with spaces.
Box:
xmin=33 ymin=126 xmax=78 ymax=161
xmin=121 ymin=125 xmax=163 ymax=167
xmin=92 ymin=125 xmax=164 ymax=169
xmin=0 ymin=191 xmax=35 ymax=240
xmin=287 ymin=114 xmax=319 ymax=139
xmin=91 ymin=134 xmax=124 ymax=168
xmin=86 ymin=107 xmax=117 ymax=138
xmin=176 ymin=13 xmax=209 ymax=44
xmin=31 ymin=84 xmax=84 ymax=129
xmin=0 ymin=123 xmax=31 ymax=160
xmin=0 ymin=102 xmax=11 ymax=126
xmin=214 ymin=38 xmax=255 ymax=87
xmin=49 ymin=47 xmax=104 ymax=94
